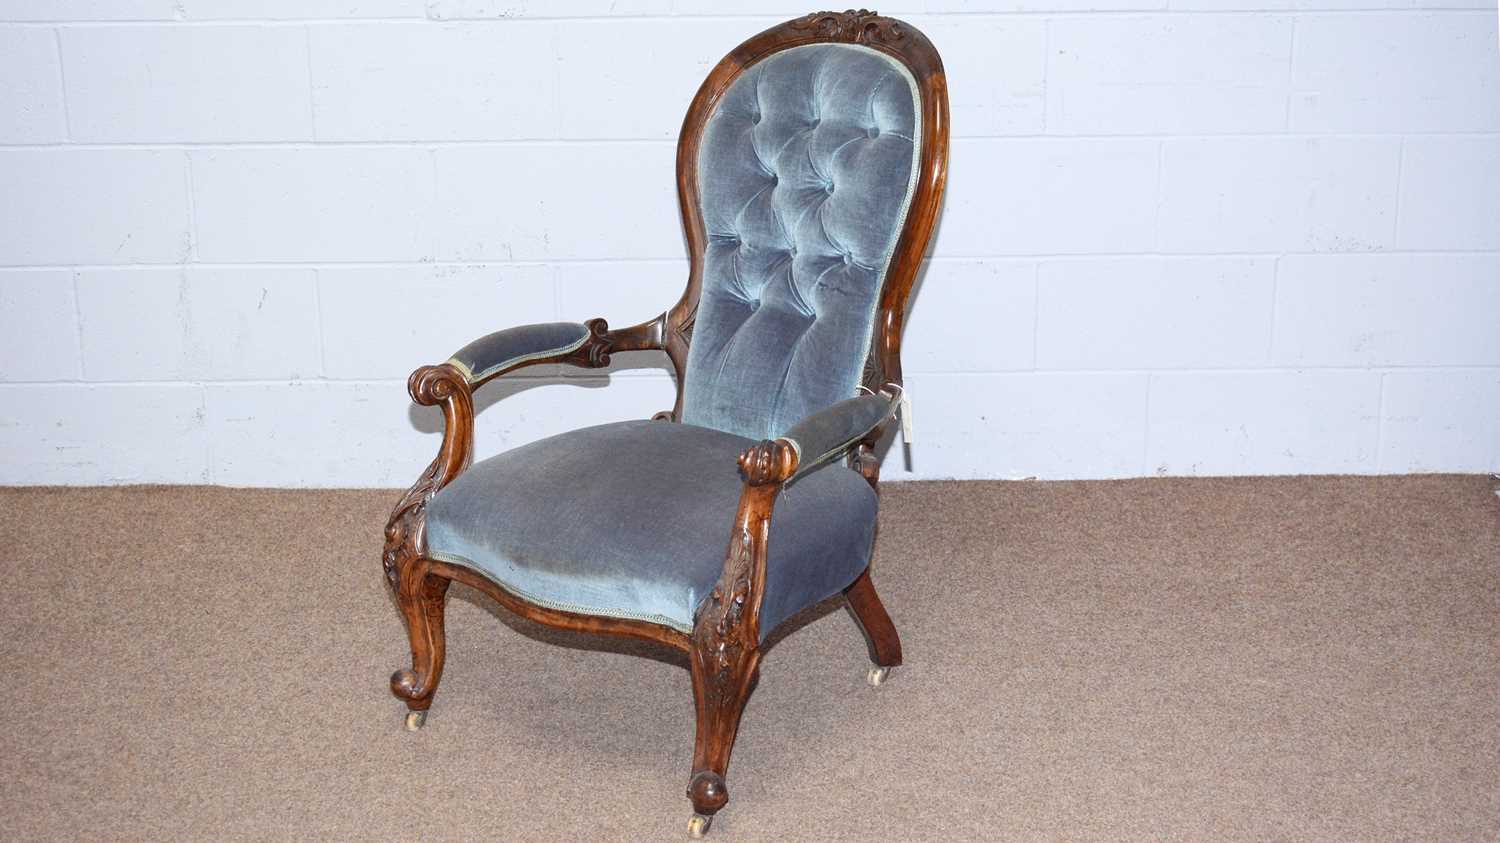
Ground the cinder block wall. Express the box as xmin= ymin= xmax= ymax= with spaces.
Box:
xmin=1 ymin=1 xmax=1496 ymax=485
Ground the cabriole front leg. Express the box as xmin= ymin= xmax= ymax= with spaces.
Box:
xmin=390 ymin=557 xmax=451 ymax=730
xmin=384 ymin=500 xmax=452 ymax=730
xmin=687 ymin=579 xmax=761 ymax=834
xmin=684 ymin=441 xmax=796 ymax=837
xmin=381 ymin=362 xmax=472 ymax=731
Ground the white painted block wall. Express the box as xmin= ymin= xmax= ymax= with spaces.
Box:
xmin=1 ymin=1 xmax=1497 ymax=486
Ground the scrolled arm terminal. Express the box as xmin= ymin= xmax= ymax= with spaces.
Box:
xmin=737 ymin=439 xmax=800 ymax=486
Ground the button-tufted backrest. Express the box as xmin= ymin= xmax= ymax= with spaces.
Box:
xmin=679 ymin=43 xmax=921 ymax=441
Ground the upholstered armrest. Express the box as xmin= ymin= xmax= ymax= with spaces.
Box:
xmin=778 ymin=389 xmax=900 ymax=482
xmin=444 ymin=316 xmax=667 ymax=390
xmin=392 ymin=315 xmax=665 ymax=509
xmin=446 ymin=321 xmax=596 ymax=387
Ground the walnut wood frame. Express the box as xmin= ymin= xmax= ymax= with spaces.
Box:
xmin=382 ymin=9 xmax=947 ymax=831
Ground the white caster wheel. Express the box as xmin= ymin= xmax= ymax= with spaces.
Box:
xmin=867 ymin=666 xmax=892 ymax=687
xmin=404 ymin=710 xmax=428 ymax=731
xmin=687 ymin=814 xmax=713 ymax=838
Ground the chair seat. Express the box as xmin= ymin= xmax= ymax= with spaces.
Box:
xmin=425 ymin=420 xmax=878 ymax=639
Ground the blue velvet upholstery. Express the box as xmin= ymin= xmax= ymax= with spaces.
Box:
xmin=425 ymin=421 xmax=878 ymax=639
xmin=448 ymin=322 xmax=591 ymax=385
xmin=681 ymin=43 xmax=921 ymax=441
xmin=422 ymin=45 xmax=920 ymax=640
xmin=781 ymin=392 xmax=896 ymax=481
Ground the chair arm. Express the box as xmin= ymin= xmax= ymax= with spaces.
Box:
xmin=446 ymin=316 xmax=667 ymax=390
xmin=777 ymin=388 xmax=901 ymax=483
xmin=686 ymin=388 xmax=901 ymax=760
xmin=400 ymin=315 xmax=666 ymax=491
xmin=446 ymin=321 xmax=593 ymax=388
xmin=687 ymin=388 xmax=895 ymax=640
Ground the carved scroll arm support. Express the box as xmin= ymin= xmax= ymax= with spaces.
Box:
xmin=686 ymin=438 xmax=798 ymax=815
xmin=696 ymin=439 xmax=800 ymax=647
xmin=382 ymin=364 xmax=475 ymax=590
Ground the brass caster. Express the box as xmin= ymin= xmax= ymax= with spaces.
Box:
xmin=687 ymin=814 xmax=713 ymax=838
xmin=867 ymin=666 xmax=892 ymax=687
xmin=404 ymin=710 xmax=427 ymax=731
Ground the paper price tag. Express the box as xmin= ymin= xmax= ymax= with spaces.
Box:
xmin=899 ymin=390 xmax=913 ymax=445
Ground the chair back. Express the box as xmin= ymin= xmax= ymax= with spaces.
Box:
xmin=667 ymin=12 xmax=949 ymax=440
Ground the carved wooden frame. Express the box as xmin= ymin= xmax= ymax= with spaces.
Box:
xmin=382 ymin=9 xmax=947 ymax=833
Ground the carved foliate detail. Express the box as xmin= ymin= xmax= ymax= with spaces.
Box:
xmin=382 ymin=364 xmax=473 ymax=590
xmin=678 ymin=311 xmax=696 ymax=347
xmin=383 ymin=458 xmax=437 ymax=588
xmin=687 ymin=456 xmax=787 ymax=815
xmin=790 ymin=9 xmax=905 ymax=45
xmin=687 ymin=512 xmax=766 ymax=815
xmin=692 ymin=530 xmax=756 ymax=708
xmin=861 ymin=351 xmax=883 ymax=393
xmin=581 ymin=317 xmax=613 ymax=367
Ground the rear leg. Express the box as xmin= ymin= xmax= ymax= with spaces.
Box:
xmin=844 ymin=568 xmax=902 ymax=686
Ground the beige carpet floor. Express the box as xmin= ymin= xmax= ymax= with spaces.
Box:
xmin=2 ymin=476 xmax=1498 ymax=841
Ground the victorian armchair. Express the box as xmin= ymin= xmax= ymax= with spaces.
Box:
xmin=381 ymin=10 xmax=948 ymax=836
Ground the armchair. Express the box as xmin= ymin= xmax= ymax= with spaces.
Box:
xmin=380 ymin=10 xmax=948 ymax=836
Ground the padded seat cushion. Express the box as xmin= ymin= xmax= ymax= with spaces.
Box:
xmin=424 ymin=420 xmax=878 ymax=639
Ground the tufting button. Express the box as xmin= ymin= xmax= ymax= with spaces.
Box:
xmin=824 ymin=182 xmax=835 ymax=195
xmin=841 ymin=252 xmax=853 ymax=266
xmin=752 ymin=113 xmax=761 ymax=125
xmin=811 ymin=117 xmax=821 ymax=128
xmin=867 ymin=125 xmax=881 ymax=139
